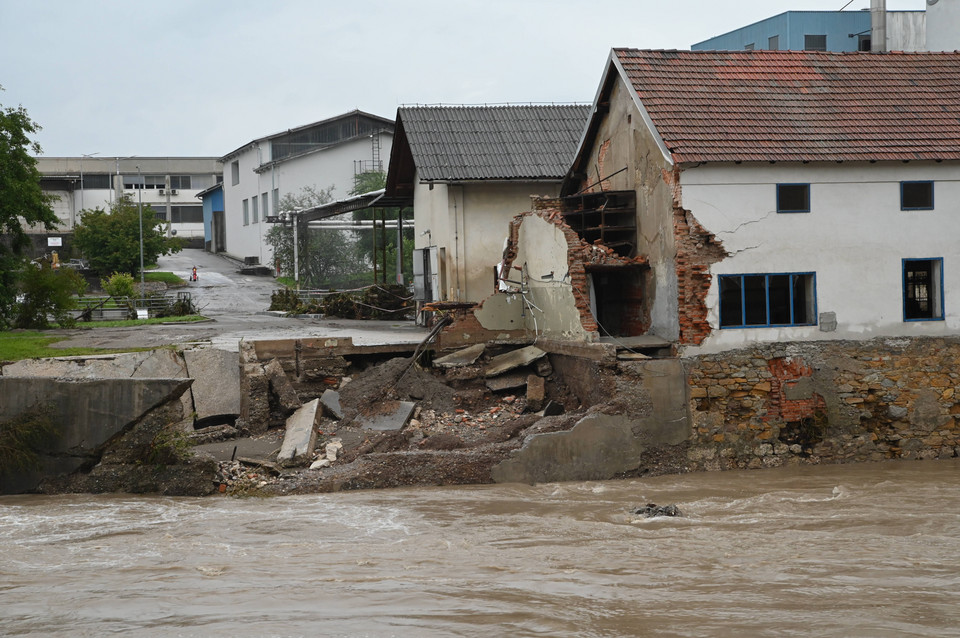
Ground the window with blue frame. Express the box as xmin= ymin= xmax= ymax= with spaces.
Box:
xmin=901 ymin=181 xmax=934 ymax=210
xmin=719 ymin=273 xmax=817 ymax=328
xmin=903 ymin=258 xmax=943 ymax=321
xmin=777 ymin=184 xmax=810 ymax=213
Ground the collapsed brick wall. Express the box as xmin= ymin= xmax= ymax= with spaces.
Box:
xmin=685 ymin=337 xmax=960 ymax=472
xmin=499 ymin=206 xmax=648 ymax=336
xmin=665 ymin=168 xmax=727 ymax=346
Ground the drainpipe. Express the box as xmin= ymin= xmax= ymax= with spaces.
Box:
xmin=871 ymin=0 xmax=887 ymax=52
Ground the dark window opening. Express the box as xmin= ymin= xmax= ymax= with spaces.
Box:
xmin=858 ymin=34 xmax=872 ymax=51
xmin=171 ymin=206 xmax=203 ymax=224
xmin=719 ymin=273 xmax=816 ymax=328
xmin=901 ymin=181 xmax=933 ymax=210
xmin=588 ymin=266 xmax=646 ymax=337
xmin=804 ymin=34 xmax=827 ymax=51
xmin=903 ymin=258 xmax=943 ymax=321
xmin=79 ymin=174 xmax=111 ymax=189
xmin=777 ymin=183 xmax=810 ymax=213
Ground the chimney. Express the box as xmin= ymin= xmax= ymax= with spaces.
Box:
xmin=871 ymin=0 xmax=887 ymax=52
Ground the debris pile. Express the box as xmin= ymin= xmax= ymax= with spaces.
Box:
xmin=205 ymin=341 xmax=588 ymax=495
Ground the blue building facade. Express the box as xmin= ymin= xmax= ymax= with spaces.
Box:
xmin=197 ymin=183 xmax=224 ymax=253
xmin=692 ymin=11 xmax=872 ymax=52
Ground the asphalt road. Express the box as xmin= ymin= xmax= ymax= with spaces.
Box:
xmin=49 ymin=248 xmax=428 ymax=351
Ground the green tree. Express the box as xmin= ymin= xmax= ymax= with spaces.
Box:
xmin=73 ymin=195 xmax=182 ymax=277
xmin=0 ymin=89 xmax=60 ymax=329
xmin=267 ymin=185 xmax=366 ymax=288
xmin=14 ymin=261 xmax=86 ymax=329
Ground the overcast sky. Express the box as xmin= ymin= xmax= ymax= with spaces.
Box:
xmin=0 ymin=0 xmax=925 ymax=158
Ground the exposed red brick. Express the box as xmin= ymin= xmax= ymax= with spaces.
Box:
xmin=671 ymin=167 xmax=726 ymax=345
xmin=765 ymin=357 xmax=826 ymax=423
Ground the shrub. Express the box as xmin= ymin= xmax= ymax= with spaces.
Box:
xmin=269 ymin=288 xmax=305 ymax=313
xmin=101 ymin=272 xmax=136 ymax=299
xmin=14 ymin=262 xmax=86 ymax=329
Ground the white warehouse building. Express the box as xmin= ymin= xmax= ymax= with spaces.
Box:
xmin=218 ymin=110 xmax=394 ymax=267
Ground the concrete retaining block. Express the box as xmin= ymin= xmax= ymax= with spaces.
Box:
xmin=278 ymin=399 xmax=320 ymax=467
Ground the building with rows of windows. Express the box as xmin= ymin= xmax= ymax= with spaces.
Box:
xmin=35 ymin=156 xmax=222 ymax=245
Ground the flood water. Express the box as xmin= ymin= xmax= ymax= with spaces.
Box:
xmin=3 ymin=459 xmax=960 ymax=637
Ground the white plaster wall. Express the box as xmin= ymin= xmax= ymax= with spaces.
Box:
xmin=926 ymin=0 xmax=960 ymax=51
xmin=680 ymin=162 xmax=960 ymax=354
xmin=413 ymin=181 xmax=561 ymax=303
xmin=473 ymin=215 xmax=588 ymax=339
xmin=887 ymin=11 xmax=925 ymax=51
xmin=413 ymin=179 xmax=451 ymax=300
xmin=222 ymin=144 xmax=272 ymax=264
xmin=514 ymin=215 xmax=588 ymax=338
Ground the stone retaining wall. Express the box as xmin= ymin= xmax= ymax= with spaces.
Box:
xmin=684 ymin=337 xmax=960 ymax=471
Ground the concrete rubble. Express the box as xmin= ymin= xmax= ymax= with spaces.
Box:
xmin=277 ymin=399 xmax=320 ymax=467
xmin=484 ymin=345 xmax=547 ymax=377
xmin=320 ymin=389 xmax=343 ymax=420
xmin=183 ymin=348 xmax=241 ymax=422
xmin=433 ymin=343 xmax=485 ymax=368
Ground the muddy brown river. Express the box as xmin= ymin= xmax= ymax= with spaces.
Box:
xmin=3 ymin=459 xmax=959 ymax=637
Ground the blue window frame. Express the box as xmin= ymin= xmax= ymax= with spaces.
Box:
xmin=901 ymin=181 xmax=934 ymax=210
xmin=719 ymin=272 xmax=817 ymax=328
xmin=776 ymin=183 xmax=810 ymax=213
xmin=903 ymin=258 xmax=943 ymax=321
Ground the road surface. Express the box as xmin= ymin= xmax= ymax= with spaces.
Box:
xmin=48 ymin=249 xmax=427 ymax=351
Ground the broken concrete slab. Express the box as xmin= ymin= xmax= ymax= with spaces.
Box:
xmin=490 ymin=412 xmax=645 ymax=485
xmin=355 ymin=400 xmax=416 ymax=431
xmin=264 ymin=358 xmax=301 ymax=414
xmin=277 ymin=399 xmax=320 ymax=467
xmin=183 ymin=348 xmax=241 ymax=422
xmin=320 ymin=389 xmax=343 ymax=420
xmin=433 ymin=343 xmax=485 ymax=368
xmin=192 ymin=436 xmax=281 ymax=463
xmin=485 ymin=345 xmax=547 ymax=378
xmin=0 ymin=376 xmax=192 ymax=494
xmin=485 ymin=371 xmax=529 ymax=392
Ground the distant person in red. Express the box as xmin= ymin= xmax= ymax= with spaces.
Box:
xmin=192 ymin=266 xmax=198 ymax=282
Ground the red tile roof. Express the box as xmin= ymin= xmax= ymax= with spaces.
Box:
xmin=614 ymin=49 xmax=960 ymax=164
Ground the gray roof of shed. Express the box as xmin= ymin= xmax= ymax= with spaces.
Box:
xmin=396 ymin=105 xmax=590 ymax=181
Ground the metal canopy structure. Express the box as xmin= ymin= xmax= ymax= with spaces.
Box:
xmin=268 ymin=189 xmax=412 ymax=289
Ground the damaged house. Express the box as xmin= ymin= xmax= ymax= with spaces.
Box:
xmin=384 ymin=104 xmax=590 ymax=307
xmin=450 ymin=49 xmax=960 ymax=354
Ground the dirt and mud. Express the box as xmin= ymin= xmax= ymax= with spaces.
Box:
xmin=208 ymin=345 xmax=638 ymax=497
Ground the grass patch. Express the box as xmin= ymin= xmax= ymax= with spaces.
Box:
xmin=0 ymin=331 xmax=158 ymax=361
xmin=143 ymin=271 xmax=185 ymax=285
xmin=71 ymin=315 xmax=208 ymax=329
xmin=276 ymin=276 xmax=296 ymax=288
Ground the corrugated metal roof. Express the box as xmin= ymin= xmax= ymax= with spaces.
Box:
xmin=613 ymin=49 xmax=960 ymax=164
xmin=397 ymin=105 xmax=591 ymax=181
